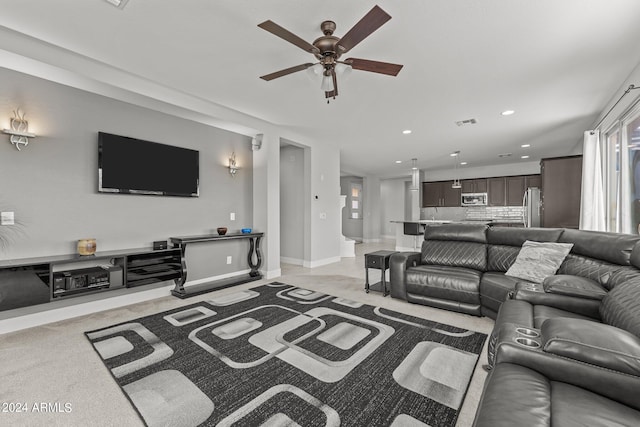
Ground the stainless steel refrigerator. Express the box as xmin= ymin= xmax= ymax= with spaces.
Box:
xmin=522 ymin=187 xmax=541 ymax=227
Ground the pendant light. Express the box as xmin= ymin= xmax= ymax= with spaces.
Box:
xmin=451 ymin=151 xmax=462 ymax=189
xmin=410 ymin=158 xmax=419 ymax=191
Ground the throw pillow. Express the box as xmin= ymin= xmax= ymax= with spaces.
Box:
xmin=505 ymin=240 xmax=574 ymax=283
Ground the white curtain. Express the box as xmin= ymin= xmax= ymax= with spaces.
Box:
xmin=579 ymin=130 xmax=606 ymax=231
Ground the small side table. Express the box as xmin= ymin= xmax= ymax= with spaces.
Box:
xmin=364 ymin=250 xmax=398 ymax=296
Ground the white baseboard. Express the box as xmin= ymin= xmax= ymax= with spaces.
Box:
xmin=303 ymin=256 xmax=341 ymax=268
xmin=265 ymin=269 xmax=281 ymax=279
xmin=184 ymin=269 xmax=251 ymax=286
xmin=280 ymin=256 xmax=304 ymax=266
xmin=0 ymin=269 xmax=253 ymax=335
xmin=362 ymin=238 xmax=382 ymax=243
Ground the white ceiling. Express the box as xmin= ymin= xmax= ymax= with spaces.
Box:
xmin=2 ymin=0 xmax=640 ymax=177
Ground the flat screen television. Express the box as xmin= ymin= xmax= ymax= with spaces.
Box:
xmin=98 ymin=132 xmax=199 ymax=197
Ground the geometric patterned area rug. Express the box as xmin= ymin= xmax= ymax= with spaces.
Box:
xmin=85 ymin=282 xmax=487 ymax=427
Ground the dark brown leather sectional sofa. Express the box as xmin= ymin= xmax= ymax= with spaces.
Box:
xmin=389 ymin=224 xmax=640 ymax=426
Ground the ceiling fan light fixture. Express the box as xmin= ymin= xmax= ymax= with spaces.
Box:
xmin=321 ymin=72 xmax=334 ymax=91
xmin=335 ymin=62 xmax=352 ymax=78
xmin=306 ymin=63 xmax=323 ymax=78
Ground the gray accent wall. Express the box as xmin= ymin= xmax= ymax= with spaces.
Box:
xmin=0 ymin=67 xmax=253 ymax=281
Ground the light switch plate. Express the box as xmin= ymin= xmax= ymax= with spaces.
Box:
xmin=0 ymin=211 xmax=15 ymax=226
xmin=230 ymin=212 xmax=236 ymax=221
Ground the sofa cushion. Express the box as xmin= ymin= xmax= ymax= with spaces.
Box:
xmin=480 ymin=272 xmax=530 ymax=314
xmin=486 ymin=226 xmax=564 ymax=247
xmin=473 ymin=363 xmax=550 ymax=427
xmin=505 ymin=241 xmax=573 ymax=283
xmin=533 ymin=305 xmax=594 ymax=328
xmin=406 ymin=265 xmax=481 ymax=305
xmin=542 ymin=275 xmax=607 ymax=300
xmin=600 ymin=281 xmax=640 ymax=338
xmin=557 ymin=254 xmax=622 ymax=289
xmin=423 ymin=223 xmax=488 ymax=243
xmin=559 ymin=228 xmax=640 ymax=266
xmin=487 ymin=245 xmax=520 ymax=272
xmin=541 ymin=318 xmax=640 ymax=377
xmin=421 ymin=240 xmax=487 ymax=271
xmin=473 ymin=363 xmax=640 ymax=427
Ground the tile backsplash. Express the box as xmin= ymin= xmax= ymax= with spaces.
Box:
xmin=465 ymin=206 xmax=524 ymax=220
xmin=421 ymin=206 xmax=524 ymax=221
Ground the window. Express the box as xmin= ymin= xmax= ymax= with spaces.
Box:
xmin=627 ymin=113 xmax=640 ymax=233
xmin=603 ymin=100 xmax=640 ymax=234
xmin=350 ymin=182 xmax=362 ymax=220
xmin=604 ymin=128 xmax=620 ymax=232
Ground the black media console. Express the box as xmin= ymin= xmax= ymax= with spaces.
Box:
xmin=0 ymin=247 xmax=182 ymax=313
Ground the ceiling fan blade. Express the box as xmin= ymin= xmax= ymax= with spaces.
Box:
xmin=346 ymin=58 xmax=403 ymax=76
xmin=325 ymin=69 xmax=338 ymax=98
xmin=336 ymin=5 xmax=391 ymax=54
xmin=260 ymin=63 xmax=314 ymax=81
xmin=258 ymin=20 xmax=320 ymax=55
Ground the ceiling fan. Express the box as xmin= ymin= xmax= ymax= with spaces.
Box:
xmin=258 ymin=5 xmax=403 ymax=101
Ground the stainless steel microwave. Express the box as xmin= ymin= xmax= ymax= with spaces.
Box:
xmin=461 ymin=193 xmax=488 ymax=206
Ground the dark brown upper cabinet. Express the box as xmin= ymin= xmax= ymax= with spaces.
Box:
xmin=422 ymin=181 xmax=461 ymax=207
xmin=461 ymin=178 xmax=488 ymax=193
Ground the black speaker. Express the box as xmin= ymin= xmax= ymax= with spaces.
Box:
xmin=153 ymin=240 xmax=168 ymax=250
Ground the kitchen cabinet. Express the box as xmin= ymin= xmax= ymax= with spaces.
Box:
xmin=526 ymin=174 xmax=541 ymax=189
xmin=506 ymin=176 xmax=526 ymax=206
xmin=425 ymin=174 xmax=540 ymax=208
xmin=422 ymin=182 xmax=442 ymax=207
xmin=422 ymin=181 xmax=461 ymax=207
xmin=488 ymin=178 xmax=506 ymax=206
xmin=461 ymin=178 xmax=488 ymax=193
xmin=541 ymin=156 xmax=582 ymax=228
xmin=442 ymin=183 xmax=461 ymax=206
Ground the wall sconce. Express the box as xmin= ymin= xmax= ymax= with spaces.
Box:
xmin=228 ymin=152 xmax=239 ymax=176
xmin=3 ymin=109 xmax=37 ymax=151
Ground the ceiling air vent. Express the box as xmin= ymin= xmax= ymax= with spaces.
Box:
xmin=455 ymin=118 xmax=478 ymax=127
xmin=498 ymin=153 xmax=512 ymax=158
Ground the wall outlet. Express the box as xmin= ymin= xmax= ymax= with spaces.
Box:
xmin=226 ymin=256 xmax=232 ymax=264
xmin=0 ymin=211 xmax=15 ymax=226
xmin=230 ymin=212 xmax=236 ymax=221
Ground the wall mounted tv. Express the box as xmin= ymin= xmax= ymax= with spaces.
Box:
xmin=98 ymin=132 xmax=199 ymax=197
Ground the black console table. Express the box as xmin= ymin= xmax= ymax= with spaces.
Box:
xmin=169 ymin=232 xmax=264 ymax=298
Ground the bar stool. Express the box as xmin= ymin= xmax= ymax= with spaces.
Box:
xmin=403 ymin=222 xmax=424 ymax=251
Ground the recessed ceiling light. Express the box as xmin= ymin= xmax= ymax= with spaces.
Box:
xmin=103 ymin=0 xmax=130 ymax=8
xmin=402 ymin=130 xmax=412 ymax=134
xmin=395 ymin=160 xmax=402 ymax=164
xmin=521 ymin=155 xmax=530 ymax=159
xmin=501 ymin=110 xmax=515 ymax=116
xmin=460 ymin=161 xmax=468 ymax=165
xmin=450 ymin=151 xmax=460 ymax=157
xmin=521 ymin=144 xmax=531 ymax=148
